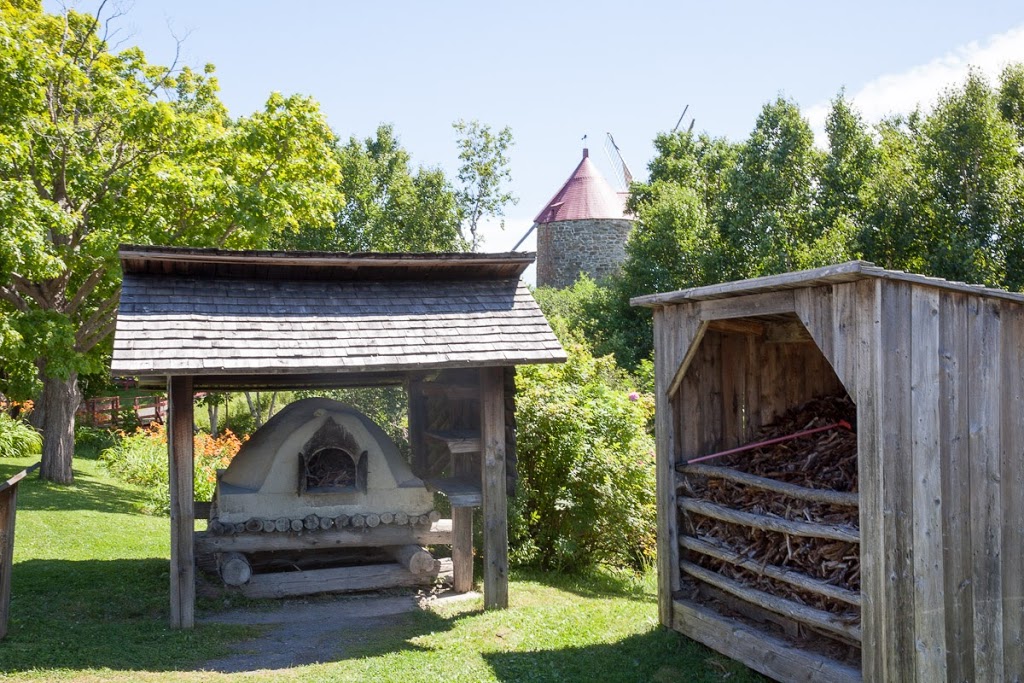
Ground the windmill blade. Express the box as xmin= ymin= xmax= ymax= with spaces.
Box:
xmin=672 ymin=104 xmax=690 ymax=133
xmin=605 ymin=132 xmax=633 ymax=187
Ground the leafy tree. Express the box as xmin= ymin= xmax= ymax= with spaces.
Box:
xmin=721 ymin=97 xmax=824 ymax=275
xmin=511 ymin=333 xmax=655 ymax=572
xmin=281 ymin=124 xmax=465 ymax=252
xmin=861 ymin=71 xmax=1024 ymax=287
xmin=918 ymin=71 xmax=1022 ymax=286
xmin=0 ymin=2 xmax=340 ymax=482
xmin=452 ymin=119 xmax=516 ymax=250
xmin=997 ymin=63 xmax=1024 ymax=141
xmin=818 ymin=94 xmax=876 ymax=223
xmin=589 ymin=131 xmax=741 ymax=370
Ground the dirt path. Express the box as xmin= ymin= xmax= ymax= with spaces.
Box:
xmin=199 ymin=592 xmax=477 ymax=673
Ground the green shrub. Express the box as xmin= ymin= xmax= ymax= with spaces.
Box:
xmin=510 ymin=337 xmax=656 ymax=573
xmin=100 ymin=424 xmax=242 ymax=514
xmin=0 ymin=412 xmax=42 ymax=458
xmin=74 ymin=425 xmax=118 ymax=459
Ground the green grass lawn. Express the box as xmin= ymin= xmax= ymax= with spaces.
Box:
xmin=0 ymin=452 xmax=761 ymax=682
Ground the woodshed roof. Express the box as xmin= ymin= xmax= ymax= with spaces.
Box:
xmin=111 ymin=247 xmax=566 ymax=387
xmin=630 ymin=260 xmax=1024 ymax=308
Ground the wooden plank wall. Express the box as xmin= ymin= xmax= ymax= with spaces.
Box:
xmin=654 ymin=305 xmax=696 ymax=625
xmin=676 ymin=329 xmax=844 ymax=461
xmin=796 ymin=280 xmax=1022 ymax=681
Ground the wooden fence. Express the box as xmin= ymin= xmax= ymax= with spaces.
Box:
xmin=76 ymin=395 xmax=168 ymax=427
xmin=0 ymin=462 xmax=39 ymax=639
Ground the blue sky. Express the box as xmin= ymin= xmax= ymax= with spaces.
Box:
xmin=54 ymin=1 xmax=1024 ymax=257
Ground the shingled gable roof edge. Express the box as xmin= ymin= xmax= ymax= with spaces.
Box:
xmin=111 ymin=247 xmax=567 ymax=380
xmin=118 ymin=245 xmax=536 ymax=281
xmin=629 ymin=260 xmax=1024 ymax=307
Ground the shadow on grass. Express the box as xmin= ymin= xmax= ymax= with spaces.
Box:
xmin=0 ymin=558 xmax=251 ymax=673
xmin=1 ymin=555 xmax=477 ymax=675
xmin=483 ymin=629 xmax=766 ymax=683
xmin=0 ymin=461 xmax=151 ymax=515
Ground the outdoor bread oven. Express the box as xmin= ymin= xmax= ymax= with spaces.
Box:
xmin=110 ymin=246 xmax=566 ymax=627
xmin=211 ymin=398 xmax=434 ymax=527
xmin=197 ymin=397 xmax=447 ymax=598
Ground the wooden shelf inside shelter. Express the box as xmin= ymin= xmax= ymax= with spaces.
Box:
xmin=425 ymin=430 xmax=481 ymax=454
xmin=425 ymin=476 xmax=482 ymax=508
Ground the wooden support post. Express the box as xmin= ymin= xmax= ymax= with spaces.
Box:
xmin=480 ymin=366 xmax=508 ymax=609
xmin=168 ymin=376 xmax=195 ymax=629
xmin=408 ymin=374 xmax=428 ymax=478
xmin=451 ymin=450 xmax=475 ymax=593
xmin=0 ymin=463 xmax=39 ymax=639
xmin=0 ymin=485 xmax=16 ymax=640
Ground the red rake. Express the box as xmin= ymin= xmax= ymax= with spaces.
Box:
xmin=686 ymin=420 xmax=853 ymax=465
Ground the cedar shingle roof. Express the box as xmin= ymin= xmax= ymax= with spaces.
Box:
xmin=111 ymin=248 xmax=566 ymax=381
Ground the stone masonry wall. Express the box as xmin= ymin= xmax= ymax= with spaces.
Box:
xmin=536 ymin=218 xmax=633 ymax=289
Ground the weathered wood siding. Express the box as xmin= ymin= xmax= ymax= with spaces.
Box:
xmin=673 ymin=329 xmax=844 ymax=462
xmin=654 ymin=275 xmax=1024 ymax=682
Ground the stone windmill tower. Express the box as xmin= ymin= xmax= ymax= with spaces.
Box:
xmin=533 ymin=147 xmax=633 ymax=289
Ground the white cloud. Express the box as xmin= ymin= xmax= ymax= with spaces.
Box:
xmin=808 ymin=24 xmax=1024 ymax=146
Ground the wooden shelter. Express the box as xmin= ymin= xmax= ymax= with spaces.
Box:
xmin=110 ymin=246 xmax=566 ymax=628
xmin=633 ymin=261 xmax=1024 ymax=682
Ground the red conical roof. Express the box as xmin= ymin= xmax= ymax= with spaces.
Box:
xmin=533 ymin=149 xmax=629 ymax=224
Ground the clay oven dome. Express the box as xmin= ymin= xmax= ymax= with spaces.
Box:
xmin=215 ymin=398 xmax=432 ymax=525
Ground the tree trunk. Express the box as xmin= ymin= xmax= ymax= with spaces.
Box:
xmin=39 ymin=373 xmax=79 ymax=484
xmin=244 ymin=392 xmax=263 ymax=428
xmin=28 ymin=387 xmax=45 ymax=432
xmin=208 ymin=402 xmax=220 ymax=438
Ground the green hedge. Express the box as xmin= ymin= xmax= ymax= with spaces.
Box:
xmin=511 ymin=338 xmax=656 ymax=572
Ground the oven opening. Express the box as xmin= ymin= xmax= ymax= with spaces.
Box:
xmin=297 ymin=419 xmax=368 ymax=494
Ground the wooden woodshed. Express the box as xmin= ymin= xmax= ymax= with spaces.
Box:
xmin=109 ymin=246 xmax=566 ymax=629
xmin=632 ymin=261 xmax=1024 ymax=683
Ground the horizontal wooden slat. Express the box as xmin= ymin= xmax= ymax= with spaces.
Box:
xmin=0 ymin=462 xmax=39 ymax=494
xmin=697 ymin=291 xmax=797 ymax=320
xmin=424 ymin=431 xmax=481 ymax=454
xmin=678 ymin=464 xmax=860 ymax=507
xmin=679 ymin=497 xmax=860 ymax=543
xmin=425 ymin=477 xmax=482 ymax=507
xmin=194 ymin=520 xmax=453 ymax=554
xmin=680 ymin=534 xmax=861 ymax=607
xmin=671 ymin=599 xmax=863 ymax=683
xmin=681 ymin=560 xmax=862 ymax=642
xmin=631 ymin=259 xmax=1024 ymax=307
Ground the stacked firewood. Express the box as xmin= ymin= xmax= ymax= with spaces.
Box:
xmin=680 ymin=395 xmax=860 ymax=625
xmin=722 ymin=395 xmax=858 ymax=492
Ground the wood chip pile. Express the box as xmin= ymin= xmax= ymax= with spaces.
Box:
xmin=679 ymin=394 xmax=861 ymax=649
